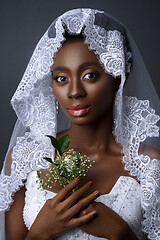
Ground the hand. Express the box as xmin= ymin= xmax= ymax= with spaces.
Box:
xmin=26 ymin=177 xmax=99 ymax=240
xmin=79 ymin=202 xmax=139 ymax=240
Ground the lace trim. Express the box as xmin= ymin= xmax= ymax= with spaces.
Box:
xmin=11 ymin=9 xmax=131 ymax=105
xmin=114 ymin=95 xmax=160 ymax=240
xmin=1 ymin=9 xmax=132 ymax=210
xmin=0 ymin=132 xmax=54 ymax=211
xmin=0 ymin=8 xmax=159 ymax=240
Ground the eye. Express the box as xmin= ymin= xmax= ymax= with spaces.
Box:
xmin=53 ymin=76 xmax=68 ymax=83
xmin=83 ymin=72 xmax=99 ymax=80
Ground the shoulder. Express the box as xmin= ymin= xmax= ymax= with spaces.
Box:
xmin=4 ymin=148 xmax=13 ymax=175
xmin=5 ymin=186 xmax=28 ymax=239
xmin=56 ymin=129 xmax=70 ymax=140
xmin=139 ymin=145 xmax=160 ymax=160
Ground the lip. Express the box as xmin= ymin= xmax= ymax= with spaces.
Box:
xmin=67 ymin=104 xmax=91 ymax=117
xmin=68 ymin=104 xmax=90 ymax=110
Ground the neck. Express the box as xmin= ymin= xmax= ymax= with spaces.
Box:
xmin=69 ymin=110 xmax=116 ymax=154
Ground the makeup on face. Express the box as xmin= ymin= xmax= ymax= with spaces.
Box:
xmin=67 ymin=104 xmax=92 ymax=117
xmin=52 ymin=39 xmax=117 ymax=125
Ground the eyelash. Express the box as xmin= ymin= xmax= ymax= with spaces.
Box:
xmin=53 ymin=76 xmax=68 ymax=83
xmin=83 ymin=72 xmax=99 ymax=80
xmin=53 ymin=72 xmax=99 ymax=83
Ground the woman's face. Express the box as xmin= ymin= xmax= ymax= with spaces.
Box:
xmin=52 ymin=39 xmax=119 ymax=125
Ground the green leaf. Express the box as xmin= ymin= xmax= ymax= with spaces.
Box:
xmin=59 ymin=134 xmax=70 ymax=155
xmin=43 ymin=157 xmax=53 ymax=163
xmin=46 ymin=135 xmax=61 ymax=154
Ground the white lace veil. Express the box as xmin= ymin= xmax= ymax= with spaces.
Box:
xmin=0 ymin=9 xmax=160 ymax=240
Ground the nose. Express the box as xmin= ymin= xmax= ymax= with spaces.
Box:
xmin=67 ymin=78 xmax=87 ymax=99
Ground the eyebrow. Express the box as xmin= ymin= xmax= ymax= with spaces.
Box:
xmin=53 ymin=62 xmax=101 ymax=72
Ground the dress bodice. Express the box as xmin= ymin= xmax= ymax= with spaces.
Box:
xmin=23 ymin=171 xmax=146 ymax=240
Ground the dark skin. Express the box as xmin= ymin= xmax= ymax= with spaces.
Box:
xmin=5 ymin=39 xmax=148 ymax=239
xmin=52 ymin=39 xmax=134 ymax=194
xmin=52 ymin=39 xmax=139 ymax=239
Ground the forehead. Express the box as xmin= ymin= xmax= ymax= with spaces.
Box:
xmin=53 ymin=40 xmax=101 ymax=69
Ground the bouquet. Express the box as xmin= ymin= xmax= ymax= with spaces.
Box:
xmin=38 ymin=134 xmax=94 ymax=192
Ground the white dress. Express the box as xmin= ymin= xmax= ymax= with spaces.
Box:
xmin=23 ymin=171 xmax=146 ymax=240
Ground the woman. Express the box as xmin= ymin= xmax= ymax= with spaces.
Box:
xmin=0 ymin=8 xmax=160 ymax=240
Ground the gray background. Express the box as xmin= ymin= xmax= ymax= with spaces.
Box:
xmin=0 ymin=0 xmax=160 ymax=170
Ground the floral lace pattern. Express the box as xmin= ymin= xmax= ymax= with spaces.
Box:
xmin=114 ymin=96 xmax=160 ymax=146
xmin=11 ymin=8 xmax=131 ymax=104
xmin=0 ymin=8 xmax=159 ymax=240
xmin=0 ymin=132 xmax=54 ymax=211
xmin=0 ymin=9 xmax=132 ymax=210
xmin=114 ymin=95 xmax=160 ymax=239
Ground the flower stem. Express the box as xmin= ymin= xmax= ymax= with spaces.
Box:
xmin=57 ymin=150 xmax=62 ymax=159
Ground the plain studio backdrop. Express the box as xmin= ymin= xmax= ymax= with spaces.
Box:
xmin=0 ymin=0 xmax=160 ymax=170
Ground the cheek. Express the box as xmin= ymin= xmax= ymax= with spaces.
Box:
xmin=89 ymin=81 xmax=115 ymax=110
xmin=53 ymin=84 xmax=66 ymax=104
xmin=52 ymin=84 xmax=70 ymax=117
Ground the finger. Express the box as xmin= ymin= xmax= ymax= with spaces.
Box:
xmin=64 ymin=181 xmax=94 ymax=208
xmin=79 ymin=203 xmax=94 ymax=216
xmin=68 ymin=210 xmax=97 ymax=228
xmin=65 ymin=190 xmax=100 ymax=219
xmin=54 ymin=176 xmax=82 ymax=202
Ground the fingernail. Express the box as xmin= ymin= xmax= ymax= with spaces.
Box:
xmin=89 ymin=181 xmax=94 ymax=186
xmin=94 ymin=190 xmax=100 ymax=197
xmin=92 ymin=211 xmax=97 ymax=216
xmin=77 ymin=176 xmax=82 ymax=181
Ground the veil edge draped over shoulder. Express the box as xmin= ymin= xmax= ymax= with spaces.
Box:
xmin=0 ymin=9 xmax=160 ymax=240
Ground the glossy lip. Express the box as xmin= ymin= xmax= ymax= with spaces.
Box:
xmin=67 ymin=104 xmax=91 ymax=117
